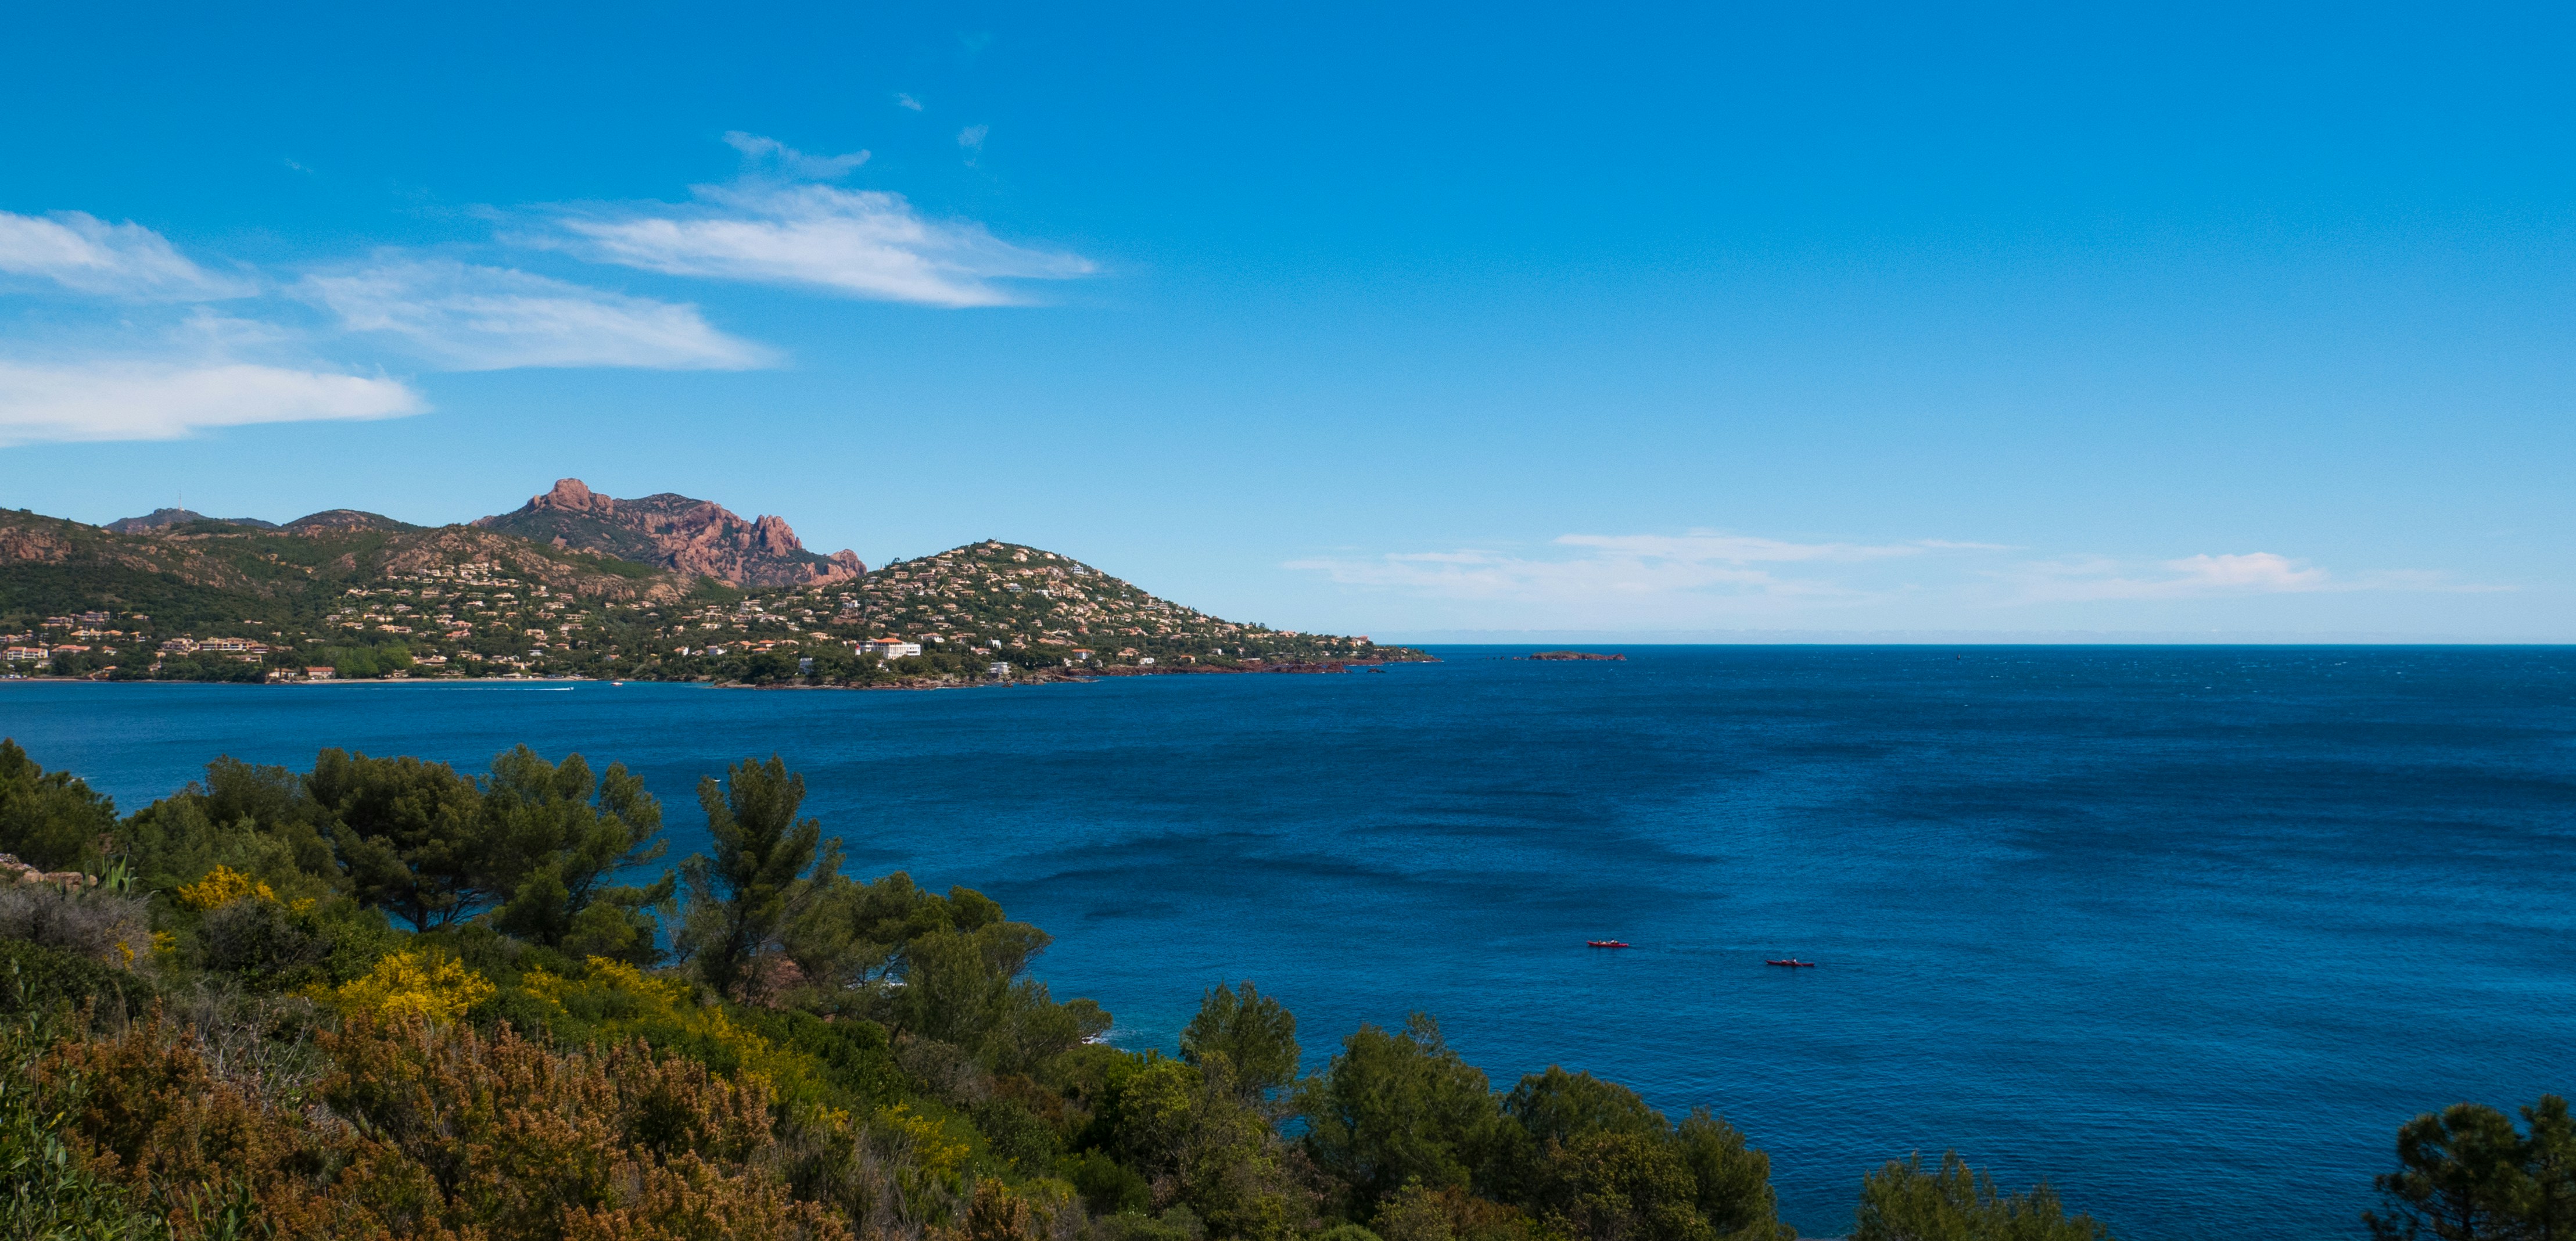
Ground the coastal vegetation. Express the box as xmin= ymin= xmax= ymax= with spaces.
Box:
xmin=0 ymin=738 xmax=2159 ymax=1240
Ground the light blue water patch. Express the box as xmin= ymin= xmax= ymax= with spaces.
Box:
xmin=3 ymin=646 xmax=2571 ymax=1239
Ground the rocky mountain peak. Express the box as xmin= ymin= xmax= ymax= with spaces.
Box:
xmin=475 ymin=478 xmax=864 ymax=587
xmin=530 ymin=478 xmax=611 ymax=515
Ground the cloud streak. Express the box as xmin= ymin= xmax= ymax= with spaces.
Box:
xmin=532 ymin=182 xmax=1092 ymax=306
xmin=302 ymin=259 xmax=773 ymax=371
xmin=0 ymin=211 xmax=256 ymax=300
xmin=520 ymin=132 xmax=1095 ymax=307
xmin=2004 ymin=551 xmax=2502 ymax=600
xmin=0 ymin=360 xmax=422 ymax=446
xmin=722 ymin=131 xmax=870 ymax=180
xmin=1293 ymin=530 xmax=2492 ymax=629
xmin=1287 ymin=529 xmax=1947 ymax=609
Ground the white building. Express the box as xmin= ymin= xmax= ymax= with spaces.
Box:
xmin=863 ymin=637 xmax=922 ymax=661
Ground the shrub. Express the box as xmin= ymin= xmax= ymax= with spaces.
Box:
xmin=0 ymin=884 xmax=151 ymax=967
xmin=321 ymin=1014 xmax=844 ymax=1240
xmin=193 ymin=899 xmax=329 ymax=992
xmin=0 ymin=938 xmax=152 ymax=1020
xmin=1854 ymin=1152 xmax=2109 ymax=1241
xmin=323 ymin=949 xmax=493 ymax=1022
xmin=0 ymin=741 xmax=119 ymax=872
xmin=0 ymin=1009 xmax=168 ymax=1240
xmin=171 ymin=866 xmax=270 ymax=912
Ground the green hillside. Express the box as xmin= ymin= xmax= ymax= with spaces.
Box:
xmin=0 ymin=514 xmax=1424 ymax=685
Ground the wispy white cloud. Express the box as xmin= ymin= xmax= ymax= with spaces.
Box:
xmin=0 ymin=360 xmax=421 ymax=446
xmin=722 ymin=131 xmax=870 ymax=180
xmin=1292 ymin=529 xmax=2503 ymax=631
xmin=957 ymin=125 xmax=989 ymax=151
xmin=1289 ymin=545 xmax=1795 ymax=602
xmin=519 ymin=132 xmax=1093 ymax=307
xmin=1287 ymin=529 xmax=1956 ymax=612
xmin=895 ymin=93 xmax=924 ymax=112
xmin=2013 ymin=551 xmax=2329 ymax=600
xmin=0 ymin=210 xmax=256 ymax=300
xmin=1554 ymin=532 xmax=1938 ymax=564
xmin=300 ymin=259 xmax=773 ymax=371
xmin=2004 ymin=551 xmax=2503 ymax=600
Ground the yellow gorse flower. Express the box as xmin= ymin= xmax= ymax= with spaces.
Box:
xmin=877 ymin=1102 xmax=971 ymax=1175
xmin=517 ymin=956 xmax=807 ymax=1096
xmin=329 ymin=950 xmax=494 ymax=1021
xmin=176 ymin=865 xmax=274 ymax=910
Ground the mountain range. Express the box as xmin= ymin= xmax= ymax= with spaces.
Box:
xmin=2 ymin=480 xmax=1416 ymax=683
xmin=472 ymin=478 xmax=864 ymax=588
xmin=90 ymin=479 xmax=860 ymax=589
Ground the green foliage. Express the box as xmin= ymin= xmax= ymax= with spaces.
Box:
xmin=0 ymin=939 xmax=153 ymax=1020
xmin=1182 ymin=981 xmax=1300 ymax=1110
xmin=1854 ymin=1152 xmax=2108 ymax=1241
xmin=310 ymin=643 xmax=410 ymax=679
xmin=1065 ymin=1149 xmax=1153 ymax=1215
xmin=113 ymin=758 xmax=339 ymax=900
xmin=0 ymin=741 xmax=119 ymax=872
xmin=1100 ymin=1056 xmax=1308 ymax=1239
xmin=1522 ymin=1129 xmax=1705 ymax=1241
xmin=479 ymin=746 xmax=672 ymax=949
xmin=1297 ymin=1015 xmax=1505 ymax=1214
xmin=1314 ymin=1226 xmax=1387 ymax=1241
xmin=1504 ymin=1066 xmax=1666 ymax=1152
xmin=677 ymin=755 xmax=836 ymax=996
xmin=308 ymin=748 xmax=485 ymax=930
xmin=1674 ymin=1109 xmax=1789 ymax=1239
xmin=2366 ymin=1095 xmax=2576 ymax=1241
xmin=0 ymin=1009 xmax=168 ymax=1241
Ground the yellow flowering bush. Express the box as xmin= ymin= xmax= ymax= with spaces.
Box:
xmin=519 ymin=956 xmax=808 ymax=1091
xmin=877 ymin=1101 xmax=972 ymax=1177
xmin=328 ymin=949 xmax=494 ymax=1021
xmin=175 ymin=864 xmax=274 ymax=910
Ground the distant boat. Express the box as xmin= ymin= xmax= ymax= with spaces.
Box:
xmin=1766 ymin=958 xmax=1817 ymax=968
xmin=1587 ymin=939 xmax=1632 ymax=949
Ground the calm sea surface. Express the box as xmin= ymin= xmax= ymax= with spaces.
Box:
xmin=3 ymin=646 xmax=2571 ymax=1239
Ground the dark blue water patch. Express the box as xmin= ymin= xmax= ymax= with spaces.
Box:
xmin=1 ymin=645 xmax=2571 ymax=1240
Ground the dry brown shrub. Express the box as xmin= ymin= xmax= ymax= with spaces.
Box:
xmin=38 ymin=1006 xmax=861 ymax=1240
xmin=37 ymin=1007 xmax=362 ymax=1239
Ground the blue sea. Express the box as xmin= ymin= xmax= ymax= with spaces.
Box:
xmin=4 ymin=646 xmax=2571 ymax=1239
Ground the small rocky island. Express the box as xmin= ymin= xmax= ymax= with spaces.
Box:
xmin=1528 ymin=650 xmax=1626 ymax=661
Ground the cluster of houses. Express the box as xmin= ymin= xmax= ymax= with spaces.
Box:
xmin=4 ymin=611 xmax=134 ymax=665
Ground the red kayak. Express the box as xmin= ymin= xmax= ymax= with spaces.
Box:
xmin=1766 ymin=958 xmax=1817 ymax=968
xmin=1586 ymin=939 xmax=1632 ymax=949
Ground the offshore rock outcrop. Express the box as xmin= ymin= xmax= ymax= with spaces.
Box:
xmin=473 ymin=478 xmax=864 ymax=588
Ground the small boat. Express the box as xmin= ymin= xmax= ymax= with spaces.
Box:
xmin=1766 ymin=958 xmax=1817 ymax=968
xmin=1586 ymin=939 xmax=1632 ymax=949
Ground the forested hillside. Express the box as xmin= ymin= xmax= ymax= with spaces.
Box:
xmin=0 ymin=740 xmax=2161 ymax=1241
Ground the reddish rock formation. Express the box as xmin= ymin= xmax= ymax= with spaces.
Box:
xmin=474 ymin=478 xmax=865 ymax=588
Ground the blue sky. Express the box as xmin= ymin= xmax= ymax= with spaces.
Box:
xmin=1 ymin=3 xmax=2568 ymax=639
